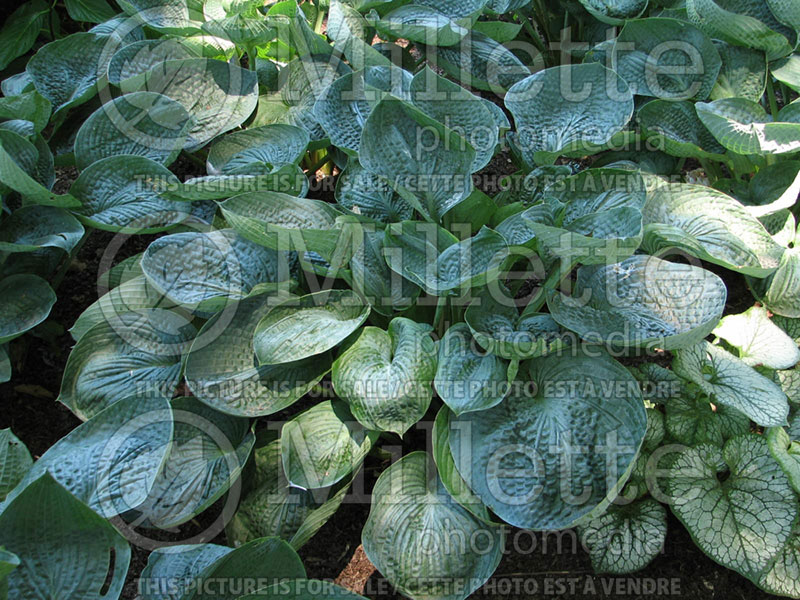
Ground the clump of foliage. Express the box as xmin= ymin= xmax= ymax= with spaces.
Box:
xmin=1 ymin=0 xmax=800 ymax=599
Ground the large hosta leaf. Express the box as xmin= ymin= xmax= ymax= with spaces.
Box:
xmin=327 ymin=1 xmax=392 ymax=70
xmin=107 ymin=38 xmax=200 ymax=86
xmin=667 ymin=435 xmax=798 ymax=580
xmin=548 ymin=255 xmax=726 ymax=351
xmin=711 ymin=43 xmax=767 ymax=101
xmin=0 ymin=206 xmax=84 ymax=254
xmin=0 ymin=430 xmax=32 ymax=502
xmin=371 ymin=5 xmax=468 ymax=47
xmin=714 ymin=306 xmax=800 ymax=369
xmin=673 ymin=341 xmax=790 ymax=426
xmin=578 ymin=0 xmax=647 ymax=23
xmin=449 ymin=347 xmax=647 ymax=530
xmin=206 ymin=124 xmax=309 ymax=175
xmin=332 ymin=318 xmax=437 ymax=435
xmin=0 ymin=274 xmax=56 ymax=344
xmin=362 ymin=452 xmax=503 ymax=600
xmin=118 ymin=0 xmax=205 ymax=33
xmin=0 ymin=474 xmax=130 ymax=600
xmin=335 ymin=160 xmax=413 ymax=223
xmin=505 ymin=64 xmax=633 ymax=166
xmin=638 ymin=100 xmax=726 ymax=159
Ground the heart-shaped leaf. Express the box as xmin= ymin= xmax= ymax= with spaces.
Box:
xmin=371 ymin=5 xmax=468 ymax=47
xmin=206 ymin=124 xmax=309 ymax=175
xmin=107 ymin=38 xmax=200 ymax=86
xmin=0 ymin=274 xmax=56 ymax=344
xmin=638 ymin=100 xmax=726 ymax=159
xmin=714 ymin=306 xmax=800 ymax=369
xmin=0 ymin=206 xmax=84 ymax=254
xmin=711 ymin=42 xmax=767 ymax=102
xmin=578 ymin=0 xmax=648 ymax=23
xmin=0 ymin=429 xmax=32 ymax=502
xmin=335 ymin=160 xmax=413 ymax=223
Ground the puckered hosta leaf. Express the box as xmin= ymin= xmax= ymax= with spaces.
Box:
xmin=710 ymin=42 xmax=767 ymax=101
xmin=642 ymin=182 xmax=785 ymax=277
xmin=673 ymin=341 xmax=789 ymax=426
xmin=578 ymin=0 xmax=647 ymax=23
xmin=362 ymin=452 xmax=504 ymax=600
xmin=140 ymin=538 xmax=306 ymax=600
xmin=578 ymin=498 xmax=667 ymax=574
xmin=548 ymin=255 xmax=726 ymax=351
xmin=141 ymin=229 xmax=294 ymax=311
xmin=505 ymin=64 xmax=633 ymax=167
xmin=107 ymin=39 xmax=200 ymax=86
xmin=0 ymin=429 xmax=32 ymax=502
xmin=0 ymin=274 xmax=56 ymax=344
xmin=686 ymin=0 xmax=794 ymax=61
xmin=201 ymin=12 xmax=279 ymax=48
xmin=237 ymin=580 xmax=368 ymax=599
xmin=450 ymin=347 xmax=647 ymax=530
xmin=0 ymin=89 xmax=51 ymax=133
xmin=335 ymin=160 xmax=413 ymax=223
xmin=667 ymin=435 xmax=798 ymax=579
xmin=185 ymin=293 xmax=332 ymax=417
xmin=26 ymin=32 xmax=110 ymax=115
xmin=1 ymin=395 xmax=172 ymax=518
xmin=434 ymin=323 xmax=509 ymax=415
xmin=253 ymin=290 xmax=369 ymax=365
xmin=332 ymin=318 xmax=437 ymax=435
xmin=665 ymin=393 xmax=750 ymax=446
xmin=0 ymin=206 xmax=84 ymax=254
xmin=371 ymin=5 xmax=468 ymax=47
xmin=359 ymin=96 xmax=475 ymax=221
xmin=206 ymin=124 xmax=309 ymax=175
xmin=494 ymin=201 xmax=556 ymax=247
xmin=714 ymin=306 xmax=800 ymax=369
xmin=767 ymin=426 xmax=800 ymax=496
xmin=613 ymin=18 xmax=721 ymax=101
xmin=327 ymin=1 xmax=392 ymax=70
xmin=383 ymin=222 xmax=509 ymax=296
xmin=117 ymin=0 xmax=205 ymax=34
xmin=281 ymin=400 xmax=377 ymax=490
xmin=413 ymin=0 xmax=488 ymax=18
xmin=465 ymin=289 xmax=568 ymax=360
xmin=74 ymin=92 xmax=192 ymax=169
xmin=638 ymin=100 xmax=726 ymax=159
xmin=58 ymin=308 xmax=196 ymax=420
xmin=0 ymin=474 xmax=130 ymax=600
xmin=226 ymin=438 xmax=352 ymax=550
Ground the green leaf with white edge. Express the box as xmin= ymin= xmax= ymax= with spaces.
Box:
xmin=434 ymin=323 xmax=510 ymax=415
xmin=686 ymin=0 xmax=794 ymax=61
xmin=714 ymin=306 xmax=800 ymax=369
xmin=185 ymin=293 xmax=332 ymax=417
xmin=74 ymin=92 xmax=193 ymax=170
xmin=767 ymin=426 xmax=800 ymax=496
xmin=107 ymin=39 xmax=201 ymax=87
xmin=642 ymin=182 xmax=785 ymax=277
xmin=465 ymin=289 xmax=569 ymax=360
xmin=0 ymin=0 xmax=49 ymax=71
xmin=0 ymin=90 xmax=51 ymax=133
xmin=757 ymin=521 xmax=800 ymax=598
xmin=0 ymin=474 xmax=131 ymax=600
xmin=0 ymin=274 xmax=56 ymax=344
xmin=710 ymin=43 xmax=767 ymax=102
xmin=129 ymin=396 xmax=255 ymax=529
xmin=1 ymin=394 xmax=173 ymax=518
xmin=130 ymin=58 xmax=258 ymax=151
xmin=359 ymin=95 xmax=475 ymax=221
xmin=772 ymin=54 xmax=800 ymax=92
xmin=665 ymin=393 xmax=750 ymax=447
xmin=281 ymin=400 xmax=377 ymax=490
xmin=449 ymin=346 xmax=647 ymax=530
xmin=362 ymin=452 xmax=504 ymax=600
xmin=237 ymin=580 xmax=368 ymax=600
xmin=505 ymin=64 xmax=633 ymax=167
xmin=69 ymin=155 xmax=191 ymax=233
xmin=549 ymin=255 xmax=727 ymax=351
xmin=371 ymin=5 xmax=468 ymax=47
xmin=206 ymin=124 xmax=309 ymax=175
xmin=0 ymin=140 xmax=79 ymax=208
xmin=638 ymin=100 xmax=726 ymax=160
xmin=333 ymin=317 xmax=437 ymax=435
xmin=65 ymin=0 xmax=117 ymax=22
xmin=335 ymin=160 xmax=413 ymax=223
xmin=578 ymin=498 xmax=667 ymax=574
xmin=613 ymin=18 xmax=721 ymax=101
xmin=26 ymin=32 xmax=110 ymax=116
xmin=117 ymin=0 xmax=205 ymax=34
xmin=383 ymin=222 xmax=509 ymax=297
xmin=673 ymin=341 xmax=790 ymax=427
xmin=141 ymin=229 xmax=295 ymax=311
xmin=327 ymin=1 xmax=392 ymax=70
xmin=58 ymin=308 xmax=196 ymax=420
xmin=0 ymin=430 xmax=32 ymax=502
xmin=667 ymin=434 xmax=798 ymax=580
xmin=0 ymin=206 xmax=84 ymax=254
xmin=253 ymin=289 xmax=369 ymax=366
xmin=0 ymin=346 xmax=9 ymax=384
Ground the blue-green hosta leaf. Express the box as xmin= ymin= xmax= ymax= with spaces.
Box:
xmin=237 ymin=580 xmax=368 ymax=600
xmin=665 ymin=393 xmax=750 ymax=446
xmin=549 ymin=255 xmax=726 ymax=351
xmin=1 ymin=395 xmax=173 ymax=518
xmin=333 ymin=318 xmax=437 ymax=435
xmin=686 ymin=0 xmax=794 ymax=61
xmin=579 ymin=0 xmax=648 ymax=23
xmin=362 ymin=452 xmax=504 ymax=600
xmin=0 ymin=140 xmax=77 ymax=207
xmin=371 ymin=5 xmax=468 ymax=47
xmin=613 ymin=18 xmax=721 ymax=101
xmin=413 ymin=0 xmax=488 ymax=18
xmin=69 ymin=155 xmax=191 ymax=233
xmin=642 ymin=182 xmax=785 ymax=277
xmin=450 ymin=347 xmax=647 ymax=530
xmin=738 ymin=160 xmax=800 ymax=218
xmin=117 ymin=0 xmax=205 ymax=34
xmin=327 ymin=1 xmax=392 ymax=70
xmin=383 ymin=222 xmax=509 ymax=296
xmin=264 ymin=1 xmax=331 ymax=59
xmin=505 ymin=64 xmax=634 ymax=167
xmin=0 ymin=345 xmax=9 ymax=384
xmin=638 ymin=100 xmax=726 ymax=159
xmin=710 ymin=43 xmax=767 ymax=101
xmin=0 ymin=0 xmax=50 ymax=71
xmin=0 ymin=474 xmax=131 ymax=600
xmin=141 ymin=229 xmax=294 ymax=311
xmin=26 ymin=32 xmax=111 ymax=116
xmin=58 ymin=308 xmax=196 ymax=420
xmin=253 ymin=290 xmax=369 ymax=365
xmin=0 ymin=274 xmax=56 ymax=344
xmin=281 ymin=400 xmax=377 ymax=490
xmin=673 ymin=341 xmax=790 ymax=426
xmin=0 ymin=430 xmax=32 ymax=502
xmin=0 ymin=90 xmax=50 ymax=136
xmin=206 ymin=124 xmax=309 ymax=175
xmin=335 ymin=160 xmax=413 ymax=223
xmin=185 ymin=293 xmax=332 ymax=417
xmin=714 ymin=306 xmax=800 ymax=369
xmin=0 ymin=206 xmax=84 ymax=254
xmin=74 ymin=92 xmax=193 ymax=169
xmin=88 ymin=14 xmax=146 ymax=43
xmin=359 ymin=96 xmax=475 ymax=221
xmin=129 ymin=397 xmax=255 ymax=529
xmin=578 ymin=498 xmax=667 ymax=574
xmin=667 ymin=435 xmax=798 ymax=580
xmin=0 ymin=130 xmax=51 ymax=198
xmin=434 ymin=323 xmax=510 ymax=415
xmin=201 ymin=13 xmax=279 ymax=47
xmin=107 ymin=39 xmax=200 ymax=87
